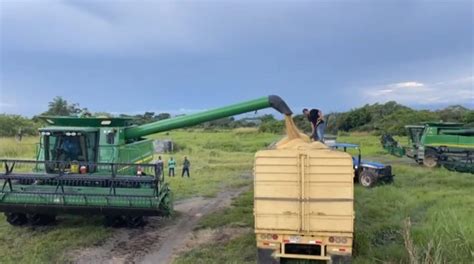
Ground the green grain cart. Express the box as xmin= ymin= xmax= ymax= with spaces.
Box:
xmin=382 ymin=122 xmax=474 ymax=173
xmin=0 ymin=95 xmax=292 ymax=227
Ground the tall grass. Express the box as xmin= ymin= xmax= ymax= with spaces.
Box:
xmin=0 ymin=137 xmax=38 ymax=158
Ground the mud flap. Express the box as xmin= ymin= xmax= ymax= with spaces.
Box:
xmin=330 ymin=254 xmax=352 ymax=264
xmin=257 ymin=248 xmax=280 ymax=264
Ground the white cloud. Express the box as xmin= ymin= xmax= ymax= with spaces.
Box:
xmin=391 ymin=81 xmax=424 ymax=88
xmin=364 ymin=76 xmax=474 ymax=106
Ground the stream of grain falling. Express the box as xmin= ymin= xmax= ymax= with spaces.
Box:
xmin=284 ymin=115 xmax=303 ymax=140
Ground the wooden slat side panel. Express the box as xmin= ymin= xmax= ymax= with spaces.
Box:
xmin=254 ymin=148 xmax=354 ymax=233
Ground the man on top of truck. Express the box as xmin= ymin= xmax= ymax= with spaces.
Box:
xmin=303 ymin=108 xmax=325 ymax=142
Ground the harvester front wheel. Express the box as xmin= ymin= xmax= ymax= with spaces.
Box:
xmin=359 ymin=170 xmax=377 ymax=188
xmin=5 ymin=213 xmax=28 ymax=226
xmin=104 ymin=215 xmax=125 ymax=228
xmin=125 ymin=216 xmax=145 ymax=228
xmin=28 ymin=214 xmax=56 ymax=225
xmin=423 ymin=155 xmax=438 ymax=168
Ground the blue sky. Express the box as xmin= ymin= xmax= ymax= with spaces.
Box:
xmin=0 ymin=0 xmax=473 ymax=117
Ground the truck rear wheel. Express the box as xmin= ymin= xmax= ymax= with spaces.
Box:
xmin=359 ymin=170 xmax=377 ymax=188
xmin=257 ymin=248 xmax=279 ymax=264
xmin=5 ymin=213 xmax=28 ymax=226
xmin=330 ymin=255 xmax=352 ymax=264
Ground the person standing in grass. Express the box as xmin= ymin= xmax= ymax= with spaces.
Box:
xmin=155 ymin=156 xmax=164 ymax=177
xmin=168 ymin=157 xmax=176 ymax=177
xmin=182 ymin=156 xmax=190 ymax=177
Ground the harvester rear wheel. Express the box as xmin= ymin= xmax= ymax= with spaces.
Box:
xmin=5 ymin=213 xmax=28 ymax=226
xmin=359 ymin=170 xmax=377 ymax=188
xmin=28 ymin=214 xmax=56 ymax=225
xmin=126 ymin=216 xmax=145 ymax=228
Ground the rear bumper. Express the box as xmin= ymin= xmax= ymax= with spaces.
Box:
xmin=256 ymin=233 xmax=353 ymax=264
xmin=275 ymin=253 xmax=330 ymax=260
xmin=258 ymin=248 xmax=351 ymax=264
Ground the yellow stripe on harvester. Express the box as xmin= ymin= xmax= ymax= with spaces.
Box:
xmin=425 ymin=144 xmax=474 ymax=149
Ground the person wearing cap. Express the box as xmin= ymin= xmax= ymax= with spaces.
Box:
xmin=302 ymin=108 xmax=325 ymax=142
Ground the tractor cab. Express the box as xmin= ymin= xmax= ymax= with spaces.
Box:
xmin=329 ymin=143 xmax=394 ymax=188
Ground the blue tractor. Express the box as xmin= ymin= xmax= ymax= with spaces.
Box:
xmin=329 ymin=143 xmax=394 ymax=188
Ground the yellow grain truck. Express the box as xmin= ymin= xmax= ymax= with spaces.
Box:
xmin=254 ymin=139 xmax=354 ymax=263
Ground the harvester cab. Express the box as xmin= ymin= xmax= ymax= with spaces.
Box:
xmin=0 ymin=95 xmax=293 ymax=227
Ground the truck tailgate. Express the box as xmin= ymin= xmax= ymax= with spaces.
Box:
xmin=254 ymin=148 xmax=354 ymax=233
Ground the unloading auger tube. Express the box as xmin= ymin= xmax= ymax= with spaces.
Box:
xmin=124 ymin=95 xmax=293 ymax=139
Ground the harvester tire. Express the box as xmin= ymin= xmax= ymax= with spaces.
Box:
xmin=5 ymin=213 xmax=28 ymax=226
xmin=28 ymin=214 xmax=56 ymax=225
xmin=423 ymin=155 xmax=438 ymax=168
xmin=104 ymin=215 xmax=125 ymax=228
xmin=359 ymin=170 xmax=377 ymax=188
xmin=126 ymin=216 xmax=145 ymax=228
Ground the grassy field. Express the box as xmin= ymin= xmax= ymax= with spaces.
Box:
xmin=1 ymin=131 xmax=473 ymax=263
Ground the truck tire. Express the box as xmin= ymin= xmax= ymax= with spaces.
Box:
xmin=330 ymin=255 xmax=352 ymax=264
xmin=257 ymin=248 xmax=279 ymax=264
xmin=5 ymin=212 xmax=28 ymax=226
xmin=359 ymin=170 xmax=377 ymax=188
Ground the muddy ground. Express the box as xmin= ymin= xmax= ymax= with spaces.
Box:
xmin=70 ymin=186 xmax=249 ymax=264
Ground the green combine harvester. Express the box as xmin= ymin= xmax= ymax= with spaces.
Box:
xmin=0 ymin=95 xmax=293 ymax=227
xmin=381 ymin=122 xmax=474 ymax=173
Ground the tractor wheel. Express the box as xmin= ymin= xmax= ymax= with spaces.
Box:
xmin=423 ymin=155 xmax=438 ymax=168
xmin=5 ymin=213 xmax=28 ymax=226
xmin=104 ymin=215 xmax=125 ymax=228
xmin=28 ymin=214 xmax=56 ymax=225
xmin=125 ymin=216 xmax=145 ymax=228
xmin=359 ymin=170 xmax=377 ymax=188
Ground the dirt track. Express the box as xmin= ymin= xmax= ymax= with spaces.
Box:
xmin=72 ymin=186 xmax=248 ymax=264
